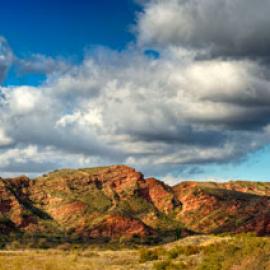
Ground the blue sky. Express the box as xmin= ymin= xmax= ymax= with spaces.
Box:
xmin=1 ymin=0 xmax=137 ymax=55
xmin=1 ymin=0 xmax=270 ymax=182
xmin=2 ymin=0 xmax=140 ymax=86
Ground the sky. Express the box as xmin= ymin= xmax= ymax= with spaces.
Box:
xmin=1 ymin=0 xmax=270 ymax=182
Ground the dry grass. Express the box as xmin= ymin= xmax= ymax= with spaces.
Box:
xmin=0 ymin=249 xmax=153 ymax=270
xmin=0 ymin=235 xmax=269 ymax=270
xmin=0 ymin=235 xmax=225 ymax=270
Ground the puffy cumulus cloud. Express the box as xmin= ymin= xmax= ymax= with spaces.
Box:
xmin=5 ymin=86 xmax=44 ymax=114
xmin=0 ymin=37 xmax=13 ymax=83
xmin=137 ymin=0 xmax=270 ymax=57
xmin=0 ymin=144 xmax=105 ymax=177
xmin=1 ymin=47 xmax=270 ymax=177
xmin=0 ymin=128 xmax=12 ymax=146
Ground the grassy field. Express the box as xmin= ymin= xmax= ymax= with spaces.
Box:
xmin=0 ymin=234 xmax=269 ymax=270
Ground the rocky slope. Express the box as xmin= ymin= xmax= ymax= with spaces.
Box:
xmin=0 ymin=165 xmax=270 ymax=245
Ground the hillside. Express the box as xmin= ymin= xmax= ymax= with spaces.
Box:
xmin=0 ymin=165 xmax=270 ymax=247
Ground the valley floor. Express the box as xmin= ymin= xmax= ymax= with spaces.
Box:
xmin=0 ymin=234 xmax=269 ymax=270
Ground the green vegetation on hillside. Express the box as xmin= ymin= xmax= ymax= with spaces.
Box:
xmin=138 ymin=234 xmax=270 ymax=270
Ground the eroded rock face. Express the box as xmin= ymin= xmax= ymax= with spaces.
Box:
xmin=0 ymin=176 xmax=37 ymax=232
xmin=173 ymin=181 xmax=270 ymax=235
xmin=1 ymin=166 xmax=270 ymax=241
xmin=98 ymin=166 xmax=145 ymax=197
xmin=88 ymin=215 xmax=154 ymax=239
xmin=140 ymin=178 xmax=180 ymax=213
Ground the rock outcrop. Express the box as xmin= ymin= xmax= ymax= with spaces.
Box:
xmin=173 ymin=181 xmax=270 ymax=235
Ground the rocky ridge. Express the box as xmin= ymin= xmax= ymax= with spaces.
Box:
xmin=0 ymin=165 xmax=270 ymax=245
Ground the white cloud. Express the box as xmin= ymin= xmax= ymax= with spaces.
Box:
xmin=137 ymin=0 xmax=270 ymax=56
xmin=56 ymin=108 xmax=103 ymax=128
xmin=1 ymin=47 xmax=270 ymax=177
xmin=6 ymin=86 xmax=43 ymax=114
xmin=16 ymin=54 xmax=70 ymax=75
xmin=0 ymin=128 xmax=12 ymax=146
xmin=0 ymin=144 xmax=106 ymax=175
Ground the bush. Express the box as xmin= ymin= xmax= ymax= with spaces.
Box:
xmin=153 ymin=260 xmax=184 ymax=270
xmin=154 ymin=260 xmax=172 ymax=270
xmin=167 ymin=248 xmax=179 ymax=259
xmin=139 ymin=248 xmax=158 ymax=262
xmin=167 ymin=245 xmax=201 ymax=259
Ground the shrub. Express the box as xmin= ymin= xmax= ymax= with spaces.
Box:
xmin=167 ymin=248 xmax=179 ymax=259
xmin=153 ymin=260 xmax=184 ymax=270
xmin=175 ymin=228 xmax=182 ymax=240
xmin=154 ymin=260 xmax=172 ymax=270
xmin=139 ymin=248 xmax=158 ymax=262
xmin=154 ymin=247 xmax=167 ymax=257
xmin=166 ymin=245 xmax=201 ymax=259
